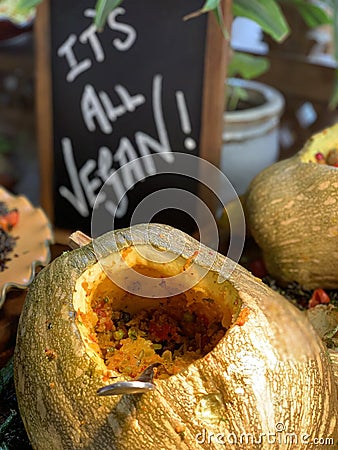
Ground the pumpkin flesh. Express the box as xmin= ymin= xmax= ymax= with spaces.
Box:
xmin=74 ymin=246 xmax=239 ymax=380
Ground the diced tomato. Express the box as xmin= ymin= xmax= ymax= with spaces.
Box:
xmin=308 ymin=288 xmax=330 ymax=308
xmin=93 ymin=301 xmax=109 ymax=317
xmin=236 ymin=307 xmax=250 ymax=326
xmin=149 ymin=322 xmax=178 ymax=341
xmin=315 ymin=152 xmax=325 ymax=161
xmin=102 ymin=373 xmax=110 ymax=382
xmin=105 ymin=319 xmax=113 ymax=331
xmin=0 ymin=209 xmax=19 ymax=231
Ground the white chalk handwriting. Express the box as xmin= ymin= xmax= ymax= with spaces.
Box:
xmin=81 ymin=84 xmax=145 ymax=134
xmin=56 ymin=5 xmax=197 ymax=223
xmin=57 ymin=7 xmax=137 ymax=83
xmin=59 ymin=74 xmax=174 ymax=218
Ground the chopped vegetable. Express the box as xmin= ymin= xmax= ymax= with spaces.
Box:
xmin=0 ymin=210 xmax=19 ymax=232
xmin=315 ymin=149 xmax=338 ymax=167
xmin=235 ymin=307 xmax=250 ymax=326
xmin=89 ymin=292 xmax=226 ymax=379
xmin=308 ymin=288 xmax=331 ymax=308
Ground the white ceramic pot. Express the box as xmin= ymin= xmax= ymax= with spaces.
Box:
xmin=221 ymin=78 xmax=285 ymax=195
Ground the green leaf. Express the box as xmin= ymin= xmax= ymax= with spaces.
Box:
xmin=0 ymin=0 xmax=39 ymax=22
xmin=289 ymin=0 xmax=332 ymax=28
xmin=228 ymin=52 xmax=270 ymax=79
xmin=226 ymin=85 xmax=249 ymax=111
xmin=16 ymin=0 xmax=42 ymax=12
xmin=94 ymin=0 xmax=124 ymax=31
xmin=201 ymin=0 xmax=222 ymax=12
xmin=212 ymin=2 xmax=230 ymax=40
xmin=183 ymin=0 xmax=221 ymax=20
xmin=233 ymin=0 xmax=290 ymax=42
xmin=184 ymin=0 xmax=229 ymax=39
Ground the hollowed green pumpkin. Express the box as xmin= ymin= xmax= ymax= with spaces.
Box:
xmin=246 ymin=124 xmax=338 ymax=289
xmin=14 ymin=224 xmax=337 ymax=449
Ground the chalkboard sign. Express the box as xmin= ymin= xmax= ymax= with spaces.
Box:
xmin=36 ymin=0 xmax=228 ymax=239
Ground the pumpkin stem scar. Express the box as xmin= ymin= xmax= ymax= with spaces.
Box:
xmin=69 ymin=230 xmax=92 ymax=249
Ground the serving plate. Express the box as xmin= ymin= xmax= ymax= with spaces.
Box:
xmin=0 ymin=187 xmax=53 ymax=308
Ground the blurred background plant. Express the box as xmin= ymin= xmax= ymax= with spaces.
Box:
xmin=227 ymin=1 xmax=336 ymax=110
xmin=1 ymin=0 xmax=337 ymax=109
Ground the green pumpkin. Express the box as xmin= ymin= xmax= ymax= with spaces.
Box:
xmin=246 ymin=124 xmax=338 ymax=289
xmin=14 ymin=224 xmax=337 ymax=449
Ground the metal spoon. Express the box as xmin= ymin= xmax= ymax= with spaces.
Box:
xmin=97 ymin=363 xmax=162 ymax=396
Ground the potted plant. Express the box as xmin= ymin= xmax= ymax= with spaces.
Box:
xmin=221 ymin=0 xmax=333 ymax=194
xmin=222 ymin=77 xmax=285 ymax=194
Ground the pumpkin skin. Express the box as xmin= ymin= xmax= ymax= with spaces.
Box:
xmin=14 ymin=224 xmax=337 ymax=449
xmin=245 ymin=124 xmax=338 ymax=289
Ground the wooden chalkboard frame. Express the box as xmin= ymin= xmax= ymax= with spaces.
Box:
xmin=36 ymin=0 xmax=231 ymax=241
